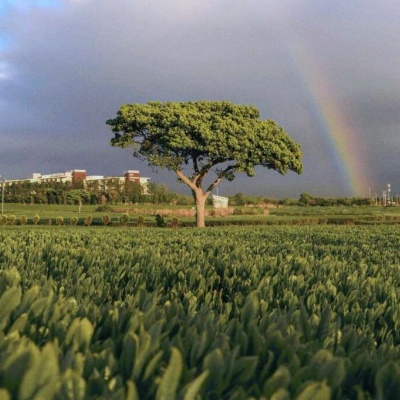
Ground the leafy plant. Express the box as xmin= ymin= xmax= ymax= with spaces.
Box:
xmin=136 ymin=215 xmax=144 ymax=227
xmin=84 ymin=214 xmax=93 ymax=226
xmin=171 ymin=217 xmax=179 ymax=228
xmin=33 ymin=214 xmax=40 ymax=225
xmin=0 ymin=226 xmax=399 ymax=398
xmin=119 ymin=213 xmax=129 ymax=226
xmin=102 ymin=214 xmax=111 ymax=226
xmin=155 ymin=214 xmax=166 ymax=227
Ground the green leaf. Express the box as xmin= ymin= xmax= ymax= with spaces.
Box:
xmin=18 ymin=286 xmax=40 ymax=314
xmin=120 ymin=332 xmax=137 ymax=380
xmin=241 ymin=291 xmax=259 ymax=328
xmin=375 ymin=362 xmax=400 ymax=400
xmin=19 ymin=343 xmax=60 ymax=400
xmin=0 ymin=286 xmax=22 ymax=331
xmin=270 ymin=388 xmax=291 ymax=400
xmin=156 ymin=347 xmax=183 ymax=400
xmin=55 ymin=369 xmax=86 ymax=400
xmin=320 ymin=357 xmax=346 ymax=390
xmin=298 ymin=301 xmax=311 ymax=341
xmin=143 ymin=351 xmax=163 ymax=382
xmin=296 ymin=381 xmax=331 ymax=400
xmin=65 ymin=318 xmax=94 ymax=352
xmin=263 ymin=366 xmax=291 ymax=398
xmin=310 ymin=349 xmax=333 ymax=364
xmin=8 ymin=313 xmax=28 ymax=334
xmin=315 ymin=304 xmax=332 ymax=341
xmin=203 ymin=348 xmax=225 ymax=394
xmin=0 ymin=389 xmax=10 ymax=400
xmin=125 ymin=380 xmax=140 ymax=400
xmin=232 ymin=356 xmax=258 ymax=385
xmin=183 ymin=370 xmax=209 ymax=400
xmin=133 ymin=332 xmax=153 ymax=379
xmin=1 ymin=342 xmax=39 ymax=396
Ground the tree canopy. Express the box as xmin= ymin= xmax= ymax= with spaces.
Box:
xmin=107 ymin=100 xmax=303 ymax=227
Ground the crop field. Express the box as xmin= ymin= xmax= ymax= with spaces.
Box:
xmin=1 ymin=225 xmax=400 ymax=399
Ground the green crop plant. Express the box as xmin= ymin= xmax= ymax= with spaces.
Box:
xmin=0 ymin=226 xmax=400 ymax=398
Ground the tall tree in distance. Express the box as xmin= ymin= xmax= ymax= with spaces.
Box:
xmin=107 ymin=100 xmax=303 ymax=227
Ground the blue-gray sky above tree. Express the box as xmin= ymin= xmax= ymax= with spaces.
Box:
xmin=1 ymin=0 xmax=399 ymax=198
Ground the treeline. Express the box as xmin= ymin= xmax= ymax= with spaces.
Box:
xmin=2 ymin=180 xmax=186 ymax=205
xmin=298 ymin=193 xmax=373 ymax=207
xmin=228 ymin=193 xmax=373 ymax=207
xmin=2 ymin=181 xmax=374 ymax=207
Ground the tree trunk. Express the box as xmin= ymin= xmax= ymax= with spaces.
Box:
xmin=193 ymin=190 xmax=207 ymax=228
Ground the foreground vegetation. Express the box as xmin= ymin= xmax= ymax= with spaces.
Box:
xmin=0 ymin=226 xmax=400 ymax=398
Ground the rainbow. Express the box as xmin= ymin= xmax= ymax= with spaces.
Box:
xmin=285 ymin=39 xmax=371 ymax=197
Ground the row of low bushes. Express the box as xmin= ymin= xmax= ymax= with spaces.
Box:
xmin=2 ymin=213 xmax=400 ymax=228
xmin=107 ymin=205 xmax=270 ymax=217
xmin=0 ymin=213 xmax=178 ymax=228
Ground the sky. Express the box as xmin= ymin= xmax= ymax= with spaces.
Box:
xmin=1 ymin=0 xmax=399 ymax=198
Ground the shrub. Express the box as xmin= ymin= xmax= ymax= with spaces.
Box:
xmin=95 ymin=205 xmax=113 ymax=212
xmin=155 ymin=214 xmax=166 ymax=227
xmin=171 ymin=217 xmax=179 ymax=228
xmin=119 ymin=213 xmax=129 ymax=226
xmin=33 ymin=214 xmax=40 ymax=225
xmin=0 ymin=215 xmax=7 ymax=225
xmin=70 ymin=216 xmax=79 ymax=226
xmin=56 ymin=216 xmax=64 ymax=225
xmin=19 ymin=215 xmax=28 ymax=225
xmin=8 ymin=215 xmax=16 ymax=225
xmin=102 ymin=214 xmax=111 ymax=226
xmin=137 ymin=216 xmax=144 ymax=227
xmin=84 ymin=214 xmax=93 ymax=226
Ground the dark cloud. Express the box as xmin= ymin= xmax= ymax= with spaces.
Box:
xmin=1 ymin=0 xmax=400 ymax=197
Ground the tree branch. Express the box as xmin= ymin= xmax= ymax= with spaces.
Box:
xmin=205 ymin=165 xmax=236 ymax=195
xmin=193 ymin=158 xmax=225 ymax=187
xmin=193 ymin=153 xmax=200 ymax=175
xmin=175 ymin=169 xmax=197 ymax=191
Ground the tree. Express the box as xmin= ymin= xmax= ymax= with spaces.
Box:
xmin=147 ymin=182 xmax=177 ymax=204
xmin=124 ymin=181 xmax=144 ymax=203
xmin=66 ymin=189 xmax=90 ymax=212
xmin=299 ymin=193 xmax=313 ymax=206
xmin=107 ymin=100 xmax=303 ymax=227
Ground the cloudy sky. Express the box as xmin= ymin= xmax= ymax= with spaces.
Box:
xmin=1 ymin=0 xmax=399 ymax=198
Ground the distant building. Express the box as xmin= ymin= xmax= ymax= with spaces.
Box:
xmin=5 ymin=169 xmax=150 ymax=192
xmin=28 ymin=169 xmax=87 ymax=184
